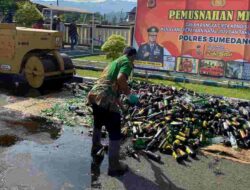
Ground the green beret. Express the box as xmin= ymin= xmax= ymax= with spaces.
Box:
xmin=147 ymin=26 xmax=159 ymax=33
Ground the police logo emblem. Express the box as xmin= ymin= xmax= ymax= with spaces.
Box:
xmin=211 ymin=0 xmax=226 ymax=6
xmin=147 ymin=0 xmax=156 ymax=8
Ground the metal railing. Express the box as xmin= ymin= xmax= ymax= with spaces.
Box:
xmin=44 ymin=23 xmax=133 ymax=46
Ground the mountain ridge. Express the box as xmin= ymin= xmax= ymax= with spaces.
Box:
xmin=31 ymin=0 xmax=137 ymax=14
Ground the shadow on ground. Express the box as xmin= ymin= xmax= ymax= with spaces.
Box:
xmin=116 ymin=156 xmax=184 ymax=190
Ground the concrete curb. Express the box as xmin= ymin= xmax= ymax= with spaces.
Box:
xmin=73 ymin=59 xmax=107 ymax=66
xmin=68 ymin=53 xmax=101 ymax=59
xmin=73 ymin=75 xmax=97 ymax=83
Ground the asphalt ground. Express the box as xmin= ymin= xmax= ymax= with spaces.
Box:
xmin=0 ymin=88 xmax=250 ymax=190
xmin=90 ymin=139 xmax=250 ymax=190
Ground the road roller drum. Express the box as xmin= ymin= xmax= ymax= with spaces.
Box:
xmin=0 ymin=23 xmax=75 ymax=89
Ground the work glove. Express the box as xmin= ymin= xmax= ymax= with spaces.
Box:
xmin=127 ymin=94 xmax=139 ymax=105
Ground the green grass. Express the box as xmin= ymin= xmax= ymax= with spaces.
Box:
xmin=77 ymin=69 xmax=102 ymax=78
xmin=76 ymin=55 xmax=111 ymax=62
xmin=76 ymin=69 xmax=250 ymax=100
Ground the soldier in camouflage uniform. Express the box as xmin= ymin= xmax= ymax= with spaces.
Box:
xmin=88 ymin=47 xmax=138 ymax=176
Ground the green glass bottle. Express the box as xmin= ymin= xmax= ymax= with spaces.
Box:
xmin=132 ymin=138 xmax=146 ymax=150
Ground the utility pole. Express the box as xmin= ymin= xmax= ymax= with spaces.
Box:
xmin=57 ymin=0 xmax=59 ymax=6
xmin=120 ymin=9 xmax=123 ymax=23
xmin=91 ymin=13 xmax=94 ymax=54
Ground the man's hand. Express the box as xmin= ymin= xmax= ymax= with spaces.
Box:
xmin=128 ymin=94 xmax=139 ymax=105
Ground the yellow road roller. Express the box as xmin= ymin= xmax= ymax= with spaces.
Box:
xmin=0 ymin=23 xmax=74 ymax=88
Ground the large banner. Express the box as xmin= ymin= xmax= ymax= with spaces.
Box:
xmin=134 ymin=0 xmax=250 ymax=80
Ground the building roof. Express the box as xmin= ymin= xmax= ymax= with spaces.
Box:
xmin=127 ymin=7 xmax=136 ymax=14
xmin=35 ymin=3 xmax=93 ymax=14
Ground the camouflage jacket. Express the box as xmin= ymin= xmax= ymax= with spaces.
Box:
xmin=87 ymin=55 xmax=133 ymax=113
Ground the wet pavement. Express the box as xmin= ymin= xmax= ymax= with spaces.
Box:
xmin=0 ymin=108 xmax=108 ymax=190
xmin=1 ymin=88 xmax=250 ymax=190
xmin=0 ymin=88 xmax=104 ymax=189
xmin=0 ymin=127 xmax=108 ymax=190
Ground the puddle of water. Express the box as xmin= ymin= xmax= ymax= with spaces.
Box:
xmin=2 ymin=127 xmax=108 ymax=190
xmin=0 ymin=111 xmax=61 ymax=140
xmin=0 ymin=92 xmax=108 ymax=188
xmin=0 ymin=135 xmax=20 ymax=147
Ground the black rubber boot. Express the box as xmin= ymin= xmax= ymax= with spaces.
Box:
xmin=91 ymin=128 xmax=103 ymax=157
xmin=108 ymin=140 xmax=128 ymax=177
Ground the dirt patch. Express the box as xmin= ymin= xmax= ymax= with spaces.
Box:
xmin=2 ymin=89 xmax=92 ymax=127
xmin=3 ymin=91 xmax=72 ymax=116
xmin=0 ymin=108 xmax=62 ymax=147
xmin=201 ymin=144 xmax=250 ymax=164
xmin=0 ymin=94 xmax=8 ymax=106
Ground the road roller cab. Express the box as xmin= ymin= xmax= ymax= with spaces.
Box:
xmin=0 ymin=23 xmax=74 ymax=88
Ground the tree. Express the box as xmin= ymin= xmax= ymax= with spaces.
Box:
xmin=14 ymin=1 xmax=43 ymax=27
xmin=101 ymin=13 xmax=110 ymax=25
xmin=0 ymin=0 xmax=15 ymax=22
xmin=94 ymin=12 xmax=102 ymax=22
xmin=64 ymin=12 xmax=81 ymax=23
xmin=112 ymin=15 xmax=117 ymax=25
xmin=101 ymin=35 xmax=127 ymax=60
xmin=0 ymin=0 xmax=14 ymax=15
xmin=119 ymin=10 xmax=123 ymax=23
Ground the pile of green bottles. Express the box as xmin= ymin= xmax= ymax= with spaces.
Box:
xmin=121 ymin=81 xmax=250 ymax=162
xmin=68 ymin=80 xmax=250 ymax=163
